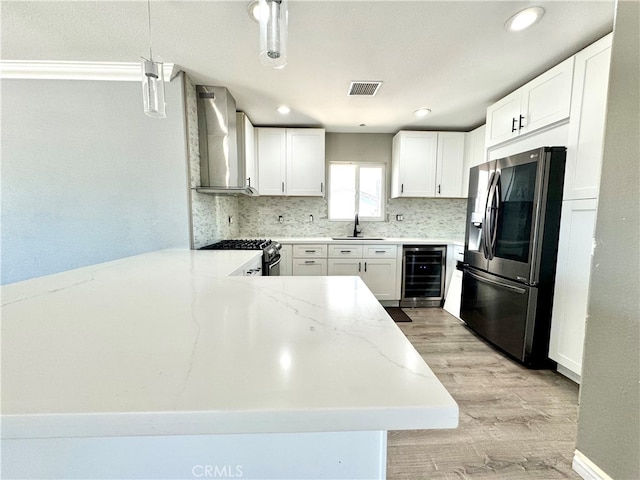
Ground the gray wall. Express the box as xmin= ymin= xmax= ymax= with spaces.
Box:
xmin=1 ymin=74 xmax=191 ymax=284
xmin=575 ymin=1 xmax=640 ymax=478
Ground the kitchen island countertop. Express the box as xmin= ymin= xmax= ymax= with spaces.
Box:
xmin=1 ymin=249 xmax=458 ymax=441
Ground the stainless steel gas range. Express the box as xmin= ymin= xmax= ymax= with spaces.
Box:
xmin=199 ymin=239 xmax=282 ymax=276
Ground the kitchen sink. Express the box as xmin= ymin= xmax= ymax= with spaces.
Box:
xmin=331 ymin=237 xmax=385 ymax=241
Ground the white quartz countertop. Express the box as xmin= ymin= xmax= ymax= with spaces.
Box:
xmin=275 ymin=237 xmax=463 ymax=246
xmin=1 ymin=250 xmax=458 ymax=440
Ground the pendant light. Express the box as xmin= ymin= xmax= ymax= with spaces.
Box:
xmin=258 ymin=0 xmax=288 ymax=68
xmin=141 ymin=0 xmax=166 ymax=118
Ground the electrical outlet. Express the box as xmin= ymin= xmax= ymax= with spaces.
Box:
xmin=396 ymin=214 xmax=404 ymax=221
xmin=309 ymin=215 xmax=314 ymax=222
xmin=279 ymin=215 xmax=284 ymax=223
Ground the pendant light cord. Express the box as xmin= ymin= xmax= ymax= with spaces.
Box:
xmin=147 ymin=0 xmax=153 ymax=61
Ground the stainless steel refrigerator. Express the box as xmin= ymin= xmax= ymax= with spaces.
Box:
xmin=460 ymin=146 xmax=566 ymax=368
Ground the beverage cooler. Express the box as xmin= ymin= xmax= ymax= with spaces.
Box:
xmin=401 ymin=245 xmax=446 ymax=307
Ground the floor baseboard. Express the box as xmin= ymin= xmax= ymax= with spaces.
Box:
xmin=573 ymin=450 xmax=613 ymax=480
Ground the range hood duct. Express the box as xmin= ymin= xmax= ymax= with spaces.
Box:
xmin=195 ymin=85 xmax=257 ymax=196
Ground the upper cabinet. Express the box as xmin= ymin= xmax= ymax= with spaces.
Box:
xmin=462 ymin=125 xmax=487 ymax=197
xmin=391 ymin=131 xmax=465 ymax=198
xmin=435 ymin=132 xmax=466 ymax=197
xmin=485 ymin=57 xmax=574 ymax=148
xmin=563 ymin=34 xmax=612 ymax=200
xmin=237 ymin=112 xmax=258 ymax=191
xmin=256 ymin=128 xmax=325 ymax=196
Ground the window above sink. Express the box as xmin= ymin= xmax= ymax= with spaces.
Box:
xmin=328 ymin=163 xmax=386 ymax=222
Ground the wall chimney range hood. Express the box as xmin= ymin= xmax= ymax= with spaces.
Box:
xmin=195 ymin=85 xmax=257 ymax=196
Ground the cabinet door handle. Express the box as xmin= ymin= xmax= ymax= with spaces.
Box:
xmin=401 ymin=184 xmax=404 ymax=194
xmin=247 ymin=177 xmax=251 ymax=187
xmin=358 ymin=262 xmax=361 ymax=272
xmin=438 ymin=184 xmax=441 ymax=194
xmin=375 ymin=250 xmax=386 ymax=254
xmin=518 ymin=115 xmax=525 ymax=130
xmin=320 ymin=182 xmax=323 ymax=193
xmin=304 ymin=260 xmax=315 ymax=264
xmin=364 ymin=262 xmax=367 ymax=272
xmin=340 ymin=250 xmax=351 ymax=253
xmin=305 ymin=250 xmax=316 ymax=253
xmin=282 ymin=181 xmax=285 ymax=193
xmin=511 ymin=117 xmax=518 ymax=132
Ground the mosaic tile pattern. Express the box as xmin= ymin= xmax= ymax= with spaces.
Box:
xmin=236 ymin=196 xmax=467 ymax=241
xmin=186 ymin=76 xmax=241 ymax=248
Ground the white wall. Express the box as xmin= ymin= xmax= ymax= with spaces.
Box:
xmin=1 ymin=74 xmax=191 ymax=284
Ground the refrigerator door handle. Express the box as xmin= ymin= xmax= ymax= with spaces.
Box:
xmin=483 ymin=172 xmax=496 ymax=259
xmin=489 ymin=172 xmax=501 ymax=259
xmin=484 ymin=172 xmax=499 ymax=260
xmin=466 ymin=269 xmax=527 ymax=295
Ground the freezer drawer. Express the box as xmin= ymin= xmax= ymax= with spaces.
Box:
xmin=460 ymin=268 xmax=553 ymax=367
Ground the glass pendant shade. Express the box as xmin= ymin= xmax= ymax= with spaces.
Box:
xmin=259 ymin=0 xmax=287 ymax=68
xmin=142 ymin=59 xmax=166 ymax=118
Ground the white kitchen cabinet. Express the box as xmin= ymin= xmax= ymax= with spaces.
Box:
xmin=292 ymin=259 xmax=328 ymax=276
xmin=564 ymin=34 xmax=612 ymax=201
xmin=361 ymin=258 xmax=397 ymax=301
xmin=391 ymin=131 xmax=438 ymax=197
xmin=462 ymin=124 xmax=486 ymax=197
xmin=549 ymin=199 xmax=598 ymax=379
xmin=328 ymin=244 xmax=398 ymax=301
xmin=279 ymin=244 xmax=292 ymax=276
xmin=328 ymin=258 xmax=361 ymax=276
xmin=391 ymin=131 xmax=465 ymax=198
xmin=256 ymin=128 xmax=287 ymax=195
xmin=292 ymin=244 xmax=328 ymax=276
xmin=256 ymin=128 xmax=325 ymax=196
xmin=435 ymin=132 xmax=466 ymax=197
xmin=485 ymin=57 xmax=574 ymax=148
xmin=237 ymin=112 xmax=258 ymax=192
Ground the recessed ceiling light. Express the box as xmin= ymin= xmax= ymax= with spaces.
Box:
xmin=505 ymin=7 xmax=545 ymax=32
xmin=414 ymin=108 xmax=432 ymax=118
xmin=276 ymin=105 xmax=291 ymax=115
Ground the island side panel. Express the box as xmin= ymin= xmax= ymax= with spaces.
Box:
xmin=2 ymin=431 xmax=387 ymax=480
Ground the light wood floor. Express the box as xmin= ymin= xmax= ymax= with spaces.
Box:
xmin=387 ymin=308 xmax=580 ymax=480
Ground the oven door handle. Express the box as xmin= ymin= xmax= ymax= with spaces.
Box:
xmin=268 ymin=256 xmax=282 ymax=269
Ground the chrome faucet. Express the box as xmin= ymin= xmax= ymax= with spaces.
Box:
xmin=353 ymin=212 xmax=361 ymax=237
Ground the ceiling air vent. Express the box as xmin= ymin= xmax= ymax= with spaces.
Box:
xmin=347 ymin=81 xmax=382 ymax=96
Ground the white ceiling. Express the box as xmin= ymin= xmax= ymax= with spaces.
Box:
xmin=2 ymin=0 xmax=614 ymax=133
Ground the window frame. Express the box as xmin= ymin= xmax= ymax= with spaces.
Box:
xmin=328 ymin=161 xmax=387 ymax=222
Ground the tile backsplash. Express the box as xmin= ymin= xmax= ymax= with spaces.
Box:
xmin=235 ymin=196 xmax=467 ymax=240
xmin=192 ymin=193 xmax=466 ymax=245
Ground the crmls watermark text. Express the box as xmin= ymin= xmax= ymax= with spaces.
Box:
xmin=192 ymin=464 xmax=243 ymax=478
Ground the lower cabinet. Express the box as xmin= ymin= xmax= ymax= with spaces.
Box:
xmin=549 ymin=199 xmax=598 ymax=380
xmin=279 ymin=244 xmax=292 ymax=276
xmin=327 ymin=244 xmax=398 ymax=301
xmin=291 ymin=244 xmax=328 ymax=276
xmin=293 ymin=259 xmax=328 ymax=276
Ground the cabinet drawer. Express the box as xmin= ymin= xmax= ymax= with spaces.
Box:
xmin=363 ymin=245 xmax=397 ymax=258
xmin=292 ymin=258 xmax=328 ymax=276
xmin=328 ymin=244 xmax=363 ymax=258
xmin=292 ymin=244 xmax=328 ymax=258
